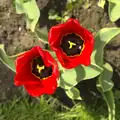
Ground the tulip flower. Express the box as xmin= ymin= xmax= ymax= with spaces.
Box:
xmin=49 ymin=18 xmax=94 ymax=69
xmin=14 ymin=46 xmax=59 ymax=97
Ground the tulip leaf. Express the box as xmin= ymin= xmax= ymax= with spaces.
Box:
xmin=99 ymin=63 xmax=114 ymax=92
xmin=98 ymin=0 xmax=106 ymax=9
xmin=59 ymin=63 xmax=103 ymax=90
xmin=15 ymin=0 xmax=40 ymax=32
xmin=108 ymin=0 xmax=120 ymax=22
xmin=92 ymin=27 xmax=120 ymax=67
xmin=97 ymin=62 xmax=115 ymax=120
xmin=97 ymin=65 xmax=115 ymax=120
xmin=0 ymin=44 xmax=16 ymax=72
xmin=97 ymin=88 xmax=115 ymax=120
xmin=66 ymin=87 xmax=82 ymax=100
xmin=108 ymin=0 xmax=120 ymax=3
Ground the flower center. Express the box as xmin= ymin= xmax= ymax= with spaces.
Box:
xmin=32 ymin=57 xmax=52 ymax=80
xmin=60 ymin=33 xmax=84 ymax=56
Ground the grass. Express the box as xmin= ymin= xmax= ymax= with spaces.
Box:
xmin=0 ymin=90 xmax=120 ymax=120
xmin=0 ymin=96 xmax=57 ymax=120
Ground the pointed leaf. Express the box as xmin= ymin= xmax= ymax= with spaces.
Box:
xmin=92 ymin=28 xmax=120 ymax=66
xmin=99 ymin=63 xmax=114 ymax=92
xmin=0 ymin=44 xmax=16 ymax=72
xmin=66 ymin=87 xmax=82 ymax=100
xmin=97 ymin=62 xmax=115 ymax=120
xmin=59 ymin=63 xmax=103 ymax=90
xmin=97 ymin=83 xmax=115 ymax=120
xmin=108 ymin=0 xmax=120 ymax=22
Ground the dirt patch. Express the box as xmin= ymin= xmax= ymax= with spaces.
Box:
xmin=0 ymin=60 xmax=21 ymax=102
xmin=0 ymin=0 xmax=44 ymax=56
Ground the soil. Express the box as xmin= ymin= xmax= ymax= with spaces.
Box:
xmin=0 ymin=0 xmax=120 ymax=104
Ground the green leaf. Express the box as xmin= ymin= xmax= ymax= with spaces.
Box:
xmin=0 ymin=44 xmax=16 ymax=72
xmin=66 ymin=0 xmax=76 ymax=11
xmin=22 ymin=0 xmax=39 ymax=19
xmin=15 ymin=0 xmax=24 ymax=14
xmin=66 ymin=87 xmax=82 ymax=100
xmin=108 ymin=0 xmax=120 ymax=3
xmin=97 ymin=84 xmax=115 ymax=120
xmin=35 ymin=27 xmax=48 ymax=44
xmin=108 ymin=0 xmax=120 ymax=22
xmin=59 ymin=63 xmax=103 ymax=90
xmin=97 ymin=63 xmax=115 ymax=120
xmin=67 ymin=0 xmax=76 ymax=4
xmin=105 ymin=91 xmax=115 ymax=120
xmin=48 ymin=14 xmax=62 ymax=21
xmin=99 ymin=63 xmax=114 ymax=92
xmin=26 ymin=16 xmax=39 ymax=32
xmin=92 ymin=27 xmax=120 ymax=66
xmin=15 ymin=0 xmax=40 ymax=32
xmin=98 ymin=0 xmax=106 ymax=9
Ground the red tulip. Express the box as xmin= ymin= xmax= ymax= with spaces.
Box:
xmin=49 ymin=18 xmax=94 ymax=69
xmin=14 ymin=46 xmax=59 ymax=97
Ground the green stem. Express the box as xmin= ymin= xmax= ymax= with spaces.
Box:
xmin=34 ymin=32 xmax=49 ymax=44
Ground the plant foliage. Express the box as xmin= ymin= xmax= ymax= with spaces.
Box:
xmin=15 ymin=0 xmax=40 ymax=32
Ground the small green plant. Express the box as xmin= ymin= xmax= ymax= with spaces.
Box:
xmin=98 ymin=0 xmax=120 ymax=22
xmin=48 ymin=0 xmax=83 ymax=23
xmin=14 ymin=0 xmax=40 ymax=32
xmin=108 ymin=0 xmax=120 ymax=22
